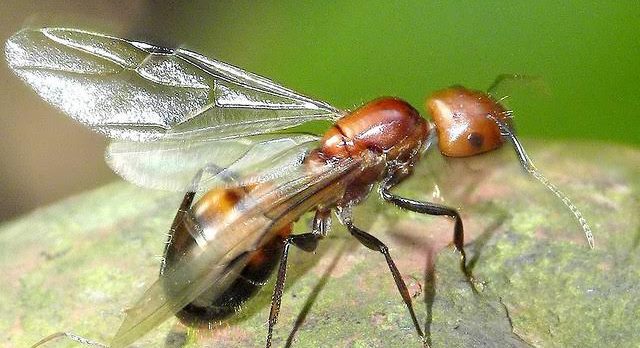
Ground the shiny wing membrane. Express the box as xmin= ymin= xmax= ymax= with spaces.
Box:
xmin=111 ymin=154 xmax=369 ymax=347
xmin=5 ymin=27 xmax=341 ymax=141
xmin=106 ymin=133 xmax=320 ymax=191
xmin=5 ymin=28 xmax=341 ymax=189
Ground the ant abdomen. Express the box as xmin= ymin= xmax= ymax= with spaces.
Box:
xmin=162 ymin=186 xmax=292 ymax=324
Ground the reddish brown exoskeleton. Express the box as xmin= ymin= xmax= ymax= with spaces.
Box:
xmin=7 ymin=28 xmax=592 ymax=348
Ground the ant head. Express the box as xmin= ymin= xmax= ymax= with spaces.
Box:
xmin=425 ymin=81 xmax=594 ymax=249
xmin=426 ymin=86 xmax=513 ymax=158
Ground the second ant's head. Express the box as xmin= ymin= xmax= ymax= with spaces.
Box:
xmin=426 ymin=86 xmax=513 ymax=157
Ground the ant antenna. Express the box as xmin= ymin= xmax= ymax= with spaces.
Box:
xmin=420 ymin=122 xmax=438 ymax=155
xmin=487 ymin=114 xmax=595 ymax=249
xmin=31 ymin=331 xmax=108 ymax=348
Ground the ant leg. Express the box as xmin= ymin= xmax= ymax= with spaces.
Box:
xmin=379 ymin=181 xmax=475 ymax=287
xmin=31 ymin=331 xmax=108 ymax=347
xmin=344 ymin=222 xmax=426 ymax=344
xmin=173 ymin=163 xmax=231 ymax=228
xmin=266 ymin=210 xmax=330 ymax=348
xmin=34 ymin=165 xmax=237 ymax=348
xmin=193 ymin=163 xmax=241 ymax=189
xmin=160 ymin=164 xmax=231 ymax=275
xmin=266 ymin=234 xmax=324 ymax=348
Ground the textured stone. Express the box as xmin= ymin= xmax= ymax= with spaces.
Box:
xmin=1 ymin=141 xmax=638 ymax=347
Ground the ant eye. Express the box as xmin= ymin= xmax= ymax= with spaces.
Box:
xmin=426 ymin=86 xmax=513 ymax=157
xmin=467 ymin=132 xmax=484 ymax=149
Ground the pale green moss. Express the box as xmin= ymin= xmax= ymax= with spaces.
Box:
xmin=1 ymin=142 xmax=638 ymax=347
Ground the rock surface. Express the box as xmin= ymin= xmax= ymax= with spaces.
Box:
xmin=1 ymin=141 xmax=638 ymax=347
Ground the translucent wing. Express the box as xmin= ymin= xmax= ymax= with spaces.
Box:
xmin=110 ymin=154 xmax=369 ymax=347
xmin=6 ymin=27 xmax=341 ymax=190
xmin=5 ymin=27 xmax=342 ymax=142
xmin=106 ymin=133 xmax=319 ymax=191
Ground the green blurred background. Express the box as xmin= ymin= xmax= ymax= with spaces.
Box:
xmin=1 ymin=1 xmax=638 ymax=221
